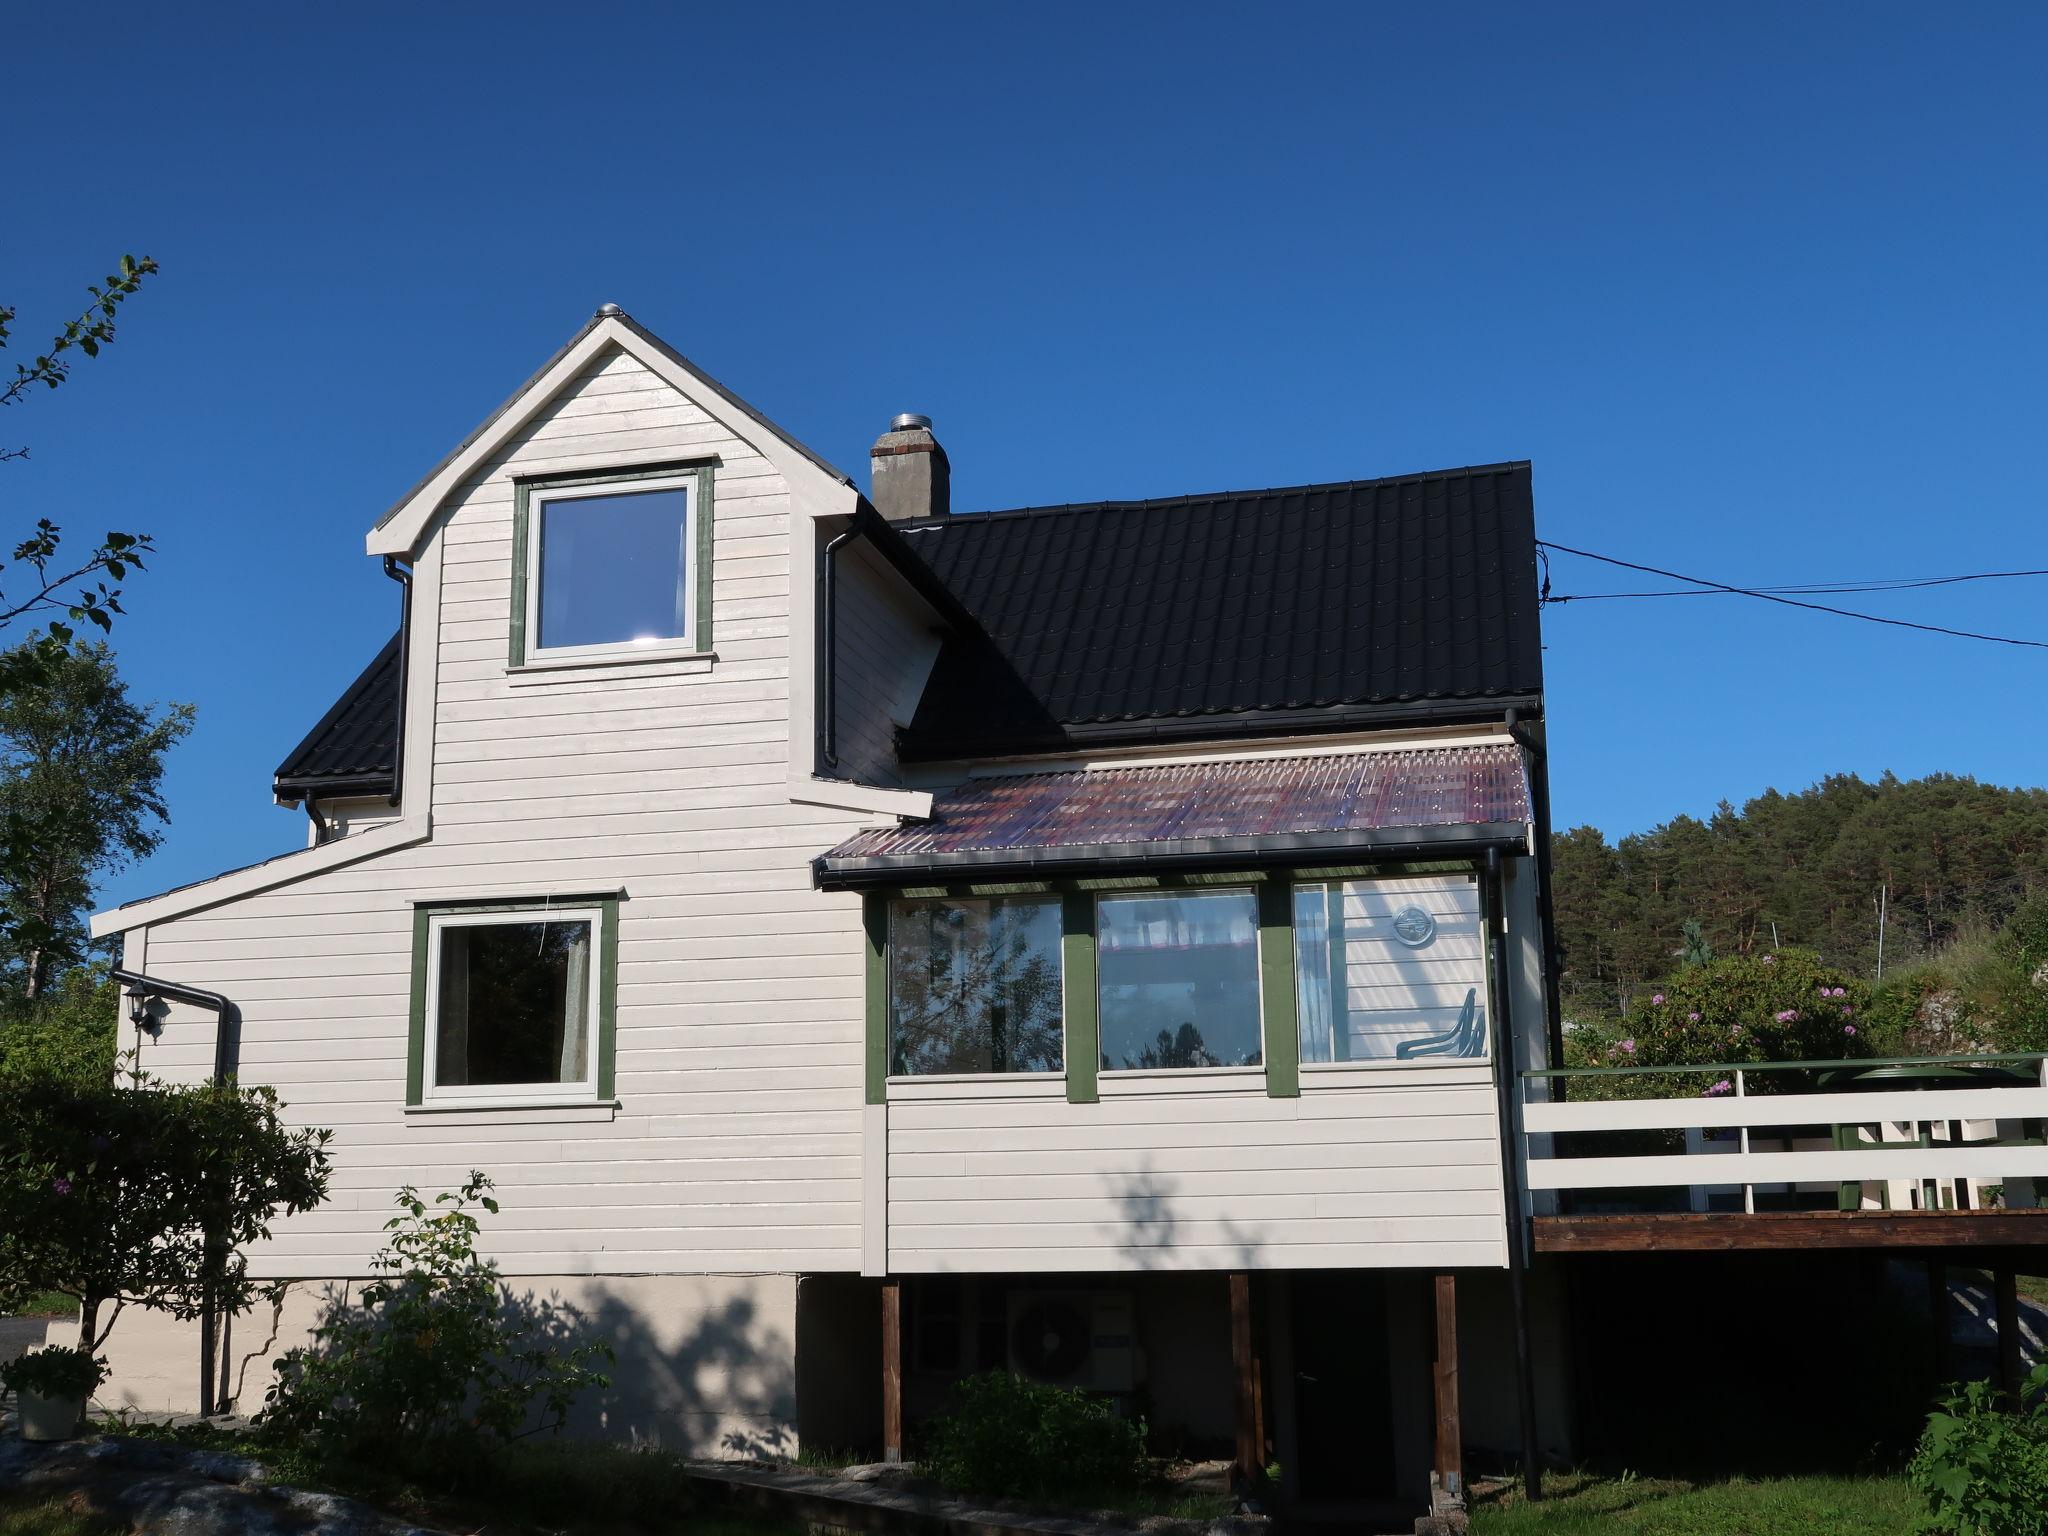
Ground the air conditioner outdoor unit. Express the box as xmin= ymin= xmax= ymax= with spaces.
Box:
xmin=1006 ymin=1291 xmax=1136 ymax=1393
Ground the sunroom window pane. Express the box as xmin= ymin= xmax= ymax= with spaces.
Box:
xmin=433 ymin=919 xmax=592 ymax=1088
xmin=1294 ymin=877 xmax=1488 ymax=1062
xmin=1097 ymin=890 xmax=1261 ymax=1070
xmin=888 ymin=898 xmax=1063 ymax=1076
xmin=537 ymin=487 xmax=690 ymax=651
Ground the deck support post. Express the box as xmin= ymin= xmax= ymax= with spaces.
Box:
xmin=1230 ymin=1272 xmax=1260 ymax=1486
xmin=1996 ymin=1265 xmax=2023 ymax=1403
xmin=881 ymin=1278 xmax=903 ymax=1463
xmin=1432 ymin=1273 xmax=1465 ymax=1516
xmin=1928 ymin=1260 xmax=1951 ymax=1386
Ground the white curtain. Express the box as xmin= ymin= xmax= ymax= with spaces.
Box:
xmin=558 ymin=926 xmax=591 ymax=1084
xmin=1293 ymin=886 xmax=1336 ymax=1065
xmin=436 ymin=933 xmax=471 ymax=1086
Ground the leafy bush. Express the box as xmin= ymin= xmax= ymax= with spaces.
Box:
xmin=1909 ymin=1365 xmax=2048 ymax=1535
xmin=1 ymin=1344 xmax=104 ymax=1398
xmin=0 ymin=969 xmax=120 ymax=1085
xmin=1972 ymin=893 xmax=2048 ymax=1055
xmin=0 ymin=1055 xmax=332 ymax=1351
xmin=1582 ymin=949 xmax=1873 ymax=1090
xmin=259 ymin=1172 xmax=612 ymax=1471
xmin=920 ymin=1371 xmax=1146 ymax=1502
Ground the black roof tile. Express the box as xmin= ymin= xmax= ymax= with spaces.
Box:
xmin=273 ymin=632 xmax=400 ymax=798
xmin=890 ymin=461 xmax=1542 ymax=759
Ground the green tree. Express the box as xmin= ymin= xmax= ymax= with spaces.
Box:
xmin=0 ymin=1056 xmax=332 ymax=1354
xmin=1970 ymin=891 xmax=2048 ymax=1054
xmin=0 ymin=640 xmax=191 ymax=995
xmin=1554 ymin=772 xmax=2048 ymax=1016
xmin=0 ymin=965 xmax=119 ymax=1083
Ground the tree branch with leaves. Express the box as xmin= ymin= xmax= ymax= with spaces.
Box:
xmin=0 ymin=255 xmax=158 ymax=651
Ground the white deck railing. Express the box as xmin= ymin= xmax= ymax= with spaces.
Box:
xmin=1521 ymin=1055 xmax=2048 ymax=1214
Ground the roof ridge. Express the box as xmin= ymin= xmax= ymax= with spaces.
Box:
xmin=893 ymin=460 xmax=1531 ymax=532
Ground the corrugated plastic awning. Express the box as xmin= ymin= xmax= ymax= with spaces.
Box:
xmin=813 ymin=743 xmax=1532 ymax=888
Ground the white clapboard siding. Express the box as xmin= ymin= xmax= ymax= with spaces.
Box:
xmin=885 ymin=1069 xmax=1506 ymax=1273
xmin=828 ymin=543 xmax=941 ymax=787
xmin=130 ymin=344 xmax=890 ymax=1279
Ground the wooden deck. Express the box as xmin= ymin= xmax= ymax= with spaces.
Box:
xmin=1534 ymin=1208 xmax=2048 ymax=1253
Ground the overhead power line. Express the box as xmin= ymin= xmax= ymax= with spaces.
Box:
xmin=1535 ymin=541 xmax=2048 ymax=651
xmin=1547 ymin=568 xmax=2048 ymax=602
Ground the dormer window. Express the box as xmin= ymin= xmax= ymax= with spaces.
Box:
xmin=510 ymin=463 xmax=715 ymax=668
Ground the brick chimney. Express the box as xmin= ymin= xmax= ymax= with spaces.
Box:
xmin=870 ymin=413 xmax=949 ymax=522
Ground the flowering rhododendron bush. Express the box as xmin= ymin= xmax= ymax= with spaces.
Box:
xmin=1577 ymin=949 xmax=1874 ymax=1092
xmin=0 ymin=1055 xmax=331 ymax=1353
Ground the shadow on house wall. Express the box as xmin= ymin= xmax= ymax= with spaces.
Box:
xmin=239 ymin=1272 xmax=801 ymax=1457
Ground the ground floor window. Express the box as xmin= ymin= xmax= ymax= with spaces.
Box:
xmin=888 ymin=896 xmax=1064 ymax=1076
xmin=410 ymin=898 xmax=617 ymax=1105
xmin=1096 ymin=888 xmax=1262 ymax=1070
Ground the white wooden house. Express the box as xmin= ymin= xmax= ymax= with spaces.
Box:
xmin=90 ymin=308 xmax=1570 ymax=1520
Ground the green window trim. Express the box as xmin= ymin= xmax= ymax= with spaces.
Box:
xmin=509 ymin=460 xmax=717 ymax=668
xmin=406 ymin=893 xmax=621 ymax=1107
xmin=1060 ymin=890 xmax=1099 ymax=1104
xmin=1259 ymin=879 xmax=1300 ymax=1098
xmin=858 ymin=860 xmax=1491 ymax=1104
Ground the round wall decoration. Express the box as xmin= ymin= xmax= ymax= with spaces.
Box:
xmin=1390 ymin=904 xmax=1437 ymax=948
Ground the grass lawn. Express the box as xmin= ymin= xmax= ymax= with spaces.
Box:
xmin=1470 ymin=1470 xmax=1920 ymax=1535
xmin=5 ymin=1291 xmax=76 ymax=1319
xmin=0 ymin=1493 xmax=123 ymax=1536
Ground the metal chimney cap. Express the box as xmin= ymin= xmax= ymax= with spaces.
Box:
xmin=890 ymin=412 xmax=932 ymax=432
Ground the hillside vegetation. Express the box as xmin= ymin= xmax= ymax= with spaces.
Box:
xmin=1553 ymin=772 xmax=2048 ymax=1054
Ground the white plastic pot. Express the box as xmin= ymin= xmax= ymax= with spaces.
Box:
xmin=16 ymin=1388 xmax=86 ymax=1442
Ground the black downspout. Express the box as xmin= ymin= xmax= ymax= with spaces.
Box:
xmin=1505 ymin=709 xmax=1566 ymax=1085
xmin=111 ymin=968 xmax=237 ymax=1417
xmin=112 ymin=969 xmax=235 ymax=1085
xmin=817 ymin=523 xmax=865 ymax=773
xmin=305 ymin=797 xmax=329 ymax=846
xmin=1484 ymin=847 xmax=1543 ymax=1500
xmin=382 ymin=556 xmax=412 ymax=807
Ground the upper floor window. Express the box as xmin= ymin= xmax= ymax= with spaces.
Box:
xmin=889 ymin=896 xmax=1064 ymax=1076
xmin=1096 ymin=888 xmax=1262 ymax=1070
xmin=512 ymin=465 xmax=714 ymax=668
xmin=1293 ymin=876 xmax=1487 ymax=1062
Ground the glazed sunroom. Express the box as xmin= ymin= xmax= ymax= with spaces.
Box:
xmin=816 ymin=743 xmax=1537 ymax=1103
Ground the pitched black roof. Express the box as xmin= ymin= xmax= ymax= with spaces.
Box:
xmin=279 ymin=461 xmax=1540 ymax=796
xmin=888 ymin=461 xmax=1542 ymax=759
xmin=273 ymin=632 xmax=401 ymax=799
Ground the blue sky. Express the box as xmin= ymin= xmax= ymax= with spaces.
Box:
xmin=6 ymin=3 xmax=2044 ymax=913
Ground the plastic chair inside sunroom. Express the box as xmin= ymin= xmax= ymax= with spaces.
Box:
xmin=1395 ymin=987 xmax=1482 ymax=1060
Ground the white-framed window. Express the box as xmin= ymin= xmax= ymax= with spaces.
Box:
xmin=1096 ymin=887 xmax=1263 ymax=1071
xmin=420 ymin=905 xmax=603 ymax=1105
xmin=517 ymin=470 xmax=704 ymax=665
xmin=1293 ymin=875 xmax=1488 ymax=1064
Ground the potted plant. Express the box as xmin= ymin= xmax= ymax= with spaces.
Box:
xmin=2 ymin=1345 xmax=106 ymax=1441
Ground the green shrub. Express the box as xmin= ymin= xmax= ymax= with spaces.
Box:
xmin=1909 ymin=1365 xmax=2048 ymax=1535
xmin=1 ymin=1344 xmax=104 ymax=1398
xmin=1973 ymin=894 xmax=2048 ymax=1054
xmin=0 ymin=1056 xmax=332 ymax=1353
xmin=1591 ymin=949 xmax=1873 ymax=1091
xmin=258 ymin=1172 xmax=611 ymax=1472
xmin=920 ymin=1371 xmax=1145 ymax=1502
